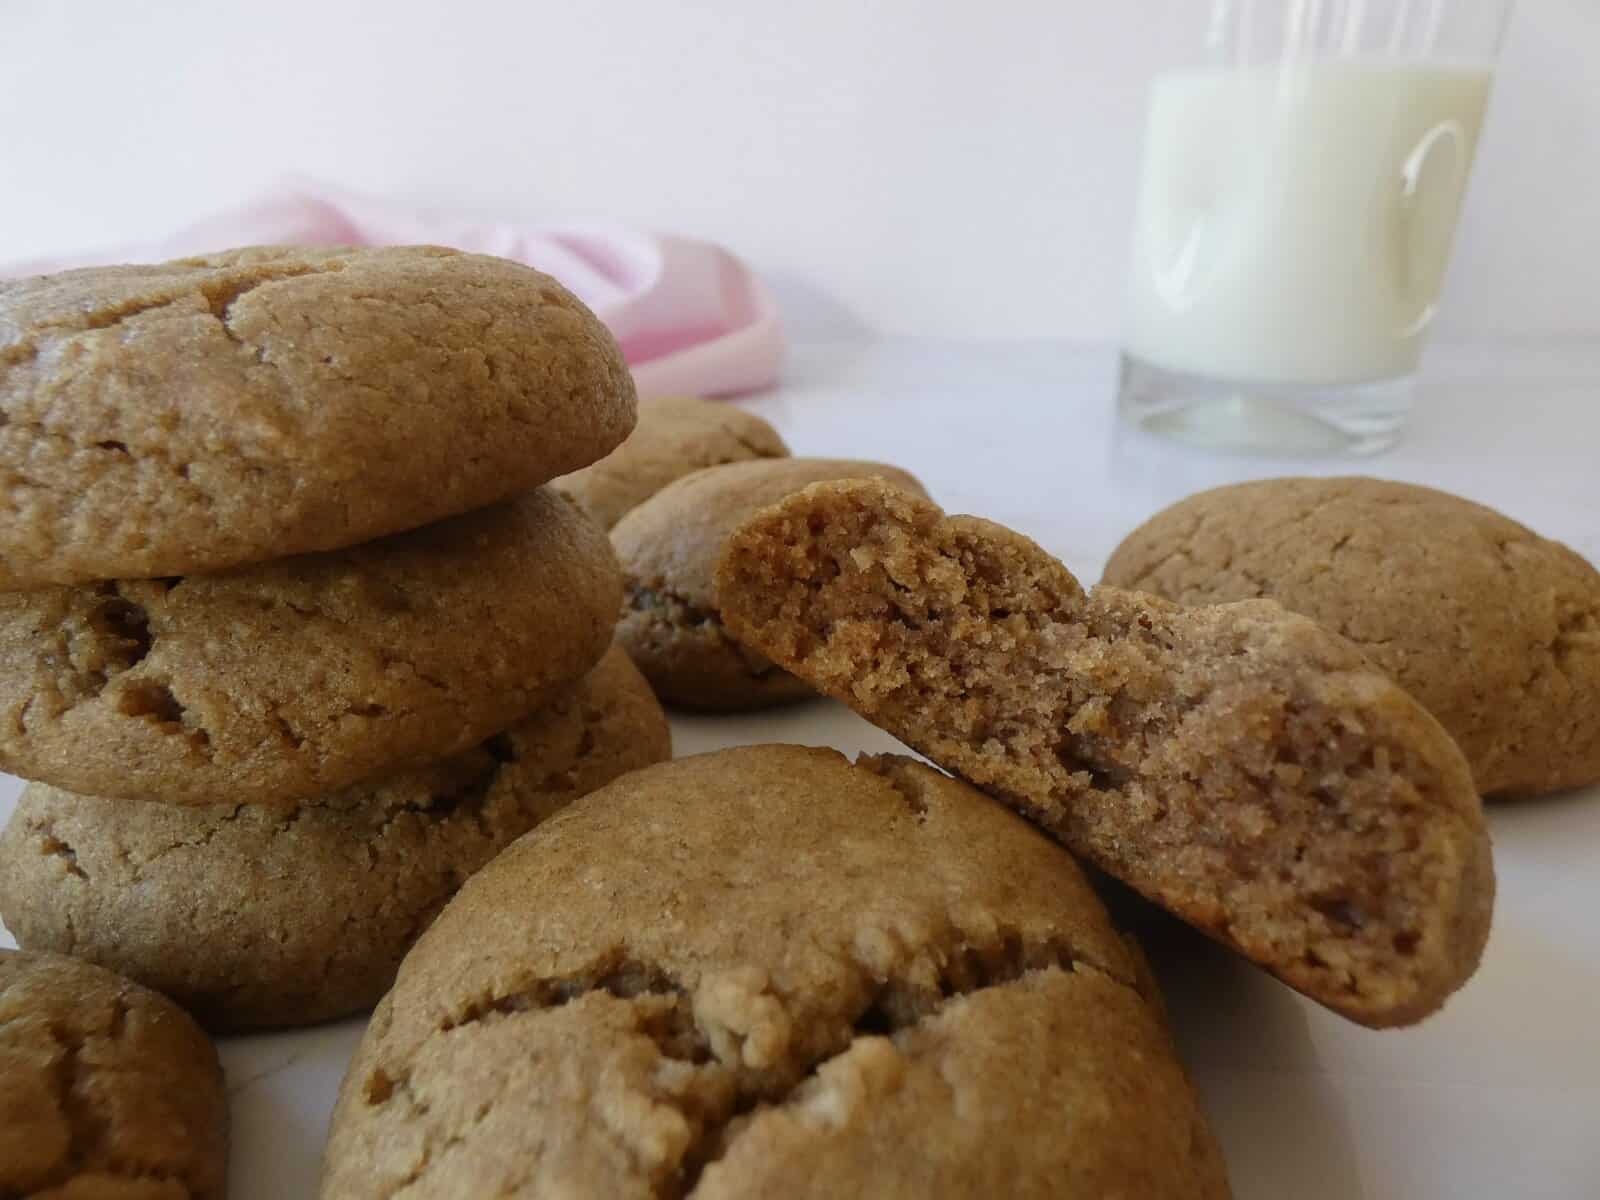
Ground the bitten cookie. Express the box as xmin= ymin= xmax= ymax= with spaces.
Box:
xmin=1103 ymin=476 xmax=1600 ymax=797
xmin=0 ymin=488 xmax=621 ymax=806
xmin=0 ymin=646 xmax=668 ymax=1032
xmin=554 ymin=396 xmax=790 ymax=529
xmin=0 ymin=244 xmax=636 ymax=588
xmin=613 ymin=457 xmax=925 ymax=709
xmin=321 ymin=746 xmax=1229 ymax=1199
xmin=717 ymin=480 xmax=1495 ymax=1027
xmin=0 ymin=949 xmax=228 ymax=1199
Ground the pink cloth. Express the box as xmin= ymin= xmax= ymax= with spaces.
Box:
xmin=2 ymin=184 xmax=783 ymax=400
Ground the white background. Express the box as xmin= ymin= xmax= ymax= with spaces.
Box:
xmin=1 ymin=0 xmax=1595 ymax=342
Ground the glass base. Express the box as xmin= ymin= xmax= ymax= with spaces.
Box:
xmin=1116 ymin=353 xmax=1412 ymax=456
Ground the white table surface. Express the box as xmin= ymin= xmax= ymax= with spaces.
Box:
xmin=4 ymin=338 xmax=1597 ymax=1199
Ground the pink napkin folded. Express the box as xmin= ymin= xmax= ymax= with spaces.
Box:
xmin=1 ymin=183 xmax=784 ymax=400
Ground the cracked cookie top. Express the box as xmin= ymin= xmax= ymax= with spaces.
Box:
xmin=612 ymin=457 xmax=925 ymax=710
xmin=1103 ymin=476 xmax=1600 ymax=797
xmin=320 ymin=745 xmax=1230 ymax=1199
xmin=0 ymin=487 xmax=622 ymax=806
xmin=0 ymin=645 xmax=670 ymax=1032
xmin=0 ymin=948 xmax=228 ymax=1199
xmin=0 ymin=245 xmax=636 ymax=589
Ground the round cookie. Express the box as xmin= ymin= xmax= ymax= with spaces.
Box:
xmin=0 ymin=487 xmax=622 ymax=806
xmin=0 ymin=646 xmax=669 ymax=1032
xmin=554 ymin=396 xmax=790 ymax=529
xmin=321 ymin=746 xmax=1230 ymax=1199
xmin=0 ymin=949 xmax=228 ymax=1199
xmin=0 ymin=244 xmax=636 ymax=589
xmin=1102 ymin=476 xmax=1600 ymax=797
xmin=613 ymin=457 xmax=926 ymax=709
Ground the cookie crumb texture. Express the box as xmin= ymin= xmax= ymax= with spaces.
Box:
xmin=613 ymin=457 xmax=926 ymax=710
xmin=0 ymin=949 xmax=228 ymax=1199
xmin=320 ymin=746 xmax=1229 ymax=1199
xmin=0 ymin=646 xmax=668 ymax=1032
xmin=554 ymin=396 xmax=790 ymax=530
xmin=716 ymin=481 xmax=1494 ymax=1028
xmin=1103 ymin=476 xmax=1600 ymax=797
xmin=0 ymin=245 xmax=637 ymax=588
xmin=0 ymin=488 xmax=621 ymax=806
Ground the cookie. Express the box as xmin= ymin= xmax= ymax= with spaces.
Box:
xmin=0 ymin=487 xmax=621 ymax=806
xmin=0 ymin=244 xmax=636 ymax=589
xmin=716 ymin=480 xmax=1495 ymax=1027
xmin=321 ymin=746 xmax=1229 ymax=1199
xmin=0 ymin=646 xmax=668 ymax=1032
xmin=554 ymin=396 xmax=790 ymax=529
xmin=1102 ymin=476 xmax=1600 ymax=797
xmin=0 ymin=949 xmax=228 ymax=1199
xmin=613 ymin=457 xmax=926 ymax=709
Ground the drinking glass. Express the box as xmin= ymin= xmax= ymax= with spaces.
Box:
xmin=1117 ymin=0 xmax=1513 ymax=455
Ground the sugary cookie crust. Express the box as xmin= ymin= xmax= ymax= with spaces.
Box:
xmin=0 ymin=949 xmax=228 ymax=1199
xmin=321 ymin=746 xmax=1229 ymax=1199
xmin=0 ymin=647 xmax=669 ymax=1031
xmin=0 ymin=488 xmax=621 ymax=805
xmin=0 ymin=245 xmax=636 ymax=588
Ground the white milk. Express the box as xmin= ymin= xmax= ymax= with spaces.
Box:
xmin=1125 ymin=62 xmax=1491 ymax=385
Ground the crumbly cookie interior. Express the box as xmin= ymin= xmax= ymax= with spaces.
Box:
xmin=718 ymin=482 xmax=1493 ymax=1027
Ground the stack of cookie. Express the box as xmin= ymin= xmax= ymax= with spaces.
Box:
xmin=0 ymin=245 xmax=670 ymax=1032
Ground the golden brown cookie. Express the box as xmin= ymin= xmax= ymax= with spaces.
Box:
xmin=613 ymin=457 xmax=926 ymax=709
xmin=0 ymin=646 xmax=668 ymax=1032
xmin=553 ymin=396 xmax=790 ymax=529
xmin=716 ymin=480 xmax=1495 ymax=1028
xmin=0 ymin=948 xmax=228 ymax=1199
xmin=0 ymin=245 xmax=636 ymax=589
xmin=1102 ymin=476 xmax=1600 ymax=797
xmin=320 ymin=746 xmax=1229 ymax=1199
xmin=0 ymin=488 xmax=621 ymax=806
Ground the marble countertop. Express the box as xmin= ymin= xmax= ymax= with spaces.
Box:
xmin=4 ymin=338 xmax=1597 ymax=1198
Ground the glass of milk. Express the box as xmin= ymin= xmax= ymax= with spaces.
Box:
xmin=1118 ymin=0 xmax=1512 ymax=454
